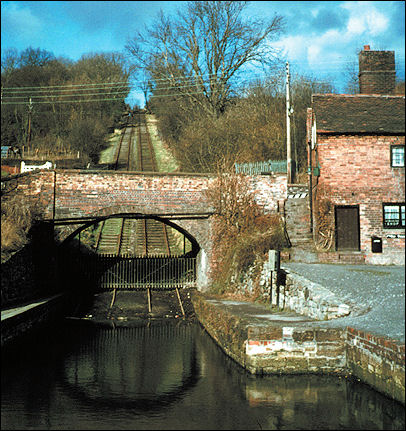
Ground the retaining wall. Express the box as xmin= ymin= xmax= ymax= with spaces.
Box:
xmin=192 ymin=293 xmax=347 ymax=376
xmin=192 ymin=263 xmax=405 ymax=405
xmin=346 ymin=326 xmax=405 ymax=404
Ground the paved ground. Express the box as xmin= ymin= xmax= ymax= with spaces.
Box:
xmin=282 ymin=263 xmax=405 ymax=342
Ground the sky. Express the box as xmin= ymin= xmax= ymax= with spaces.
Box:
xmin=1 ymin=1 xmax=405 ymax=107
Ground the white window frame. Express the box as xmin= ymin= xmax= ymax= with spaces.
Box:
xmin=391 ymin=145 xmax=405 ymax=167
xmin=383 ymin=203 xmax=405 ymax=229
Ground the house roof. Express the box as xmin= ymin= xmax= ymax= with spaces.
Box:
xmin=312 ymin=94 xmax=405 ymax=134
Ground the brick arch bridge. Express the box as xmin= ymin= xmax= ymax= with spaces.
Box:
xmin=2 ymin=169 xmax=287 ymax=290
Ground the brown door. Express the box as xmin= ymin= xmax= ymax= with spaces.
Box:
xmin=335 ymin=206 xmax=360 ymax=251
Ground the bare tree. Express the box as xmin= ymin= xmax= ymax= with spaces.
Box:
xmin=342 ymin=48 xmax=361 ymax=94
xmin=126 ymin=1 xmax=284 ymax=117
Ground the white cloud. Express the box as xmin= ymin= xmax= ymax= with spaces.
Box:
xmin=347 ymin=16 xmax=367 ymax=35
xmin=275 ymin=29 xmax=345 ymax=69
xmin=275 ymin=2 xmax=392 ymax=74
xmin=341 ymin=1 xmax=389 ymax=36
xmin=366 ymin=8 xmax=389 ymax=35
xmin=273 ymin=34 xmax=309 ymax=62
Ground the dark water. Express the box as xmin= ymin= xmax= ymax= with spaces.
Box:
xmin=1 ymin=319 xmax=404 ymax=430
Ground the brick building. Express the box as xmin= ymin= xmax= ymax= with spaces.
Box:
xmin=307 ymin=46 xmax=405 ymax=265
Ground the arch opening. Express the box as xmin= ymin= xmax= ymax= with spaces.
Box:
xmin=60 ymin=214 xmax=200 ymax=258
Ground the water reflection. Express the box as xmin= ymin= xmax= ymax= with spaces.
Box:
xmin=60 ymin=321 xmax=199 ymax=410
xmin=2 ymin=320 xmax=405 ymax=430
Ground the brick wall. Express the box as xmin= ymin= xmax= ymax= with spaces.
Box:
xmin=3 ymin=170 xmax=287 ymax=220
xmin=247 ymin=173 xmax=287 ymax=213
xmin=191 ymin=290 xmax=405 ymax=404
xmin=1 ymin=224 xmax=58 ymax=308
xmin=359 ymin=49 xmax=396 ymax=95
xmin=2 ymin=170 xmax=288 ymax=291
xmin=311 ymin=134 xmax=405 ymax=264
xmin=284 ymin=185 xmax=312 ymax=247
xmin=246 ymin=326 xmax=346 ymax=375
xmin=346 ymin=327 xmax=405 ymax=404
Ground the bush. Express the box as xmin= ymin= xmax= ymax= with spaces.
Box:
xmin=207 ymin=171 xmax=288 ymax=294
xmin=66 ymin=117 xmax=109 ymax=163
xmin=1 ymin=193 xmax=43 ymax=261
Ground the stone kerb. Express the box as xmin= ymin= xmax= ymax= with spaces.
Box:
xmin=279 ymin=269 xmax=352 ymax=320
xmin=234 ymin=260 xmax=352 ymax=321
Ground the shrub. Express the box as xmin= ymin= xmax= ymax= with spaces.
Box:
xmin=66 ymin=117 xmax=108 ymax=163
xmin=207 ymin=169 xmax=288 ymax=294
xmin=1 ymin=193 xmax=43 ymax=261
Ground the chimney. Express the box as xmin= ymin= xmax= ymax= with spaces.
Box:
xmin=358 ymin=45 xmax=396 ymax=94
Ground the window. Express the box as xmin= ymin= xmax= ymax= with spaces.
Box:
xmin=383 ymin=203 xmax=405 ymax=229
xmin=391 ymin=145 xmax=405 ymax=167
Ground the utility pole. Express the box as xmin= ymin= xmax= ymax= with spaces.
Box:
xmin=26 ymin=97 xmax=33 ymax=151
xmin=286 ymin=62 xmax=293 ymax=183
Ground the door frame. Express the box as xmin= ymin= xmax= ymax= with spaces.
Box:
xmin=334 ymin=205 xmax=360 ymax=251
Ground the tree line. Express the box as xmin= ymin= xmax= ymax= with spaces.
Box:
xmin=1 ymin=47 xmax=130 ymax=164
xmin=3 ymin=1 xmax=403 ymax=174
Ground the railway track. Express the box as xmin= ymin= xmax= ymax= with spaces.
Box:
xmin=95 ymin=111 xmax=179 ymax=257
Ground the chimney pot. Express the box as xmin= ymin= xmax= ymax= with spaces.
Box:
xmin=364 ymin=45 xmax=370 ymax=51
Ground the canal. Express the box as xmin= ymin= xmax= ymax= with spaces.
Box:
xmin=2 ymin=317 xmax=404 ymax=430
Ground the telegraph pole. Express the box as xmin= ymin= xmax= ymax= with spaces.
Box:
xmin=26 ymin=97 xmax=33 ymax=150
xmin=286 ymin=62 xmax=293 ymax=183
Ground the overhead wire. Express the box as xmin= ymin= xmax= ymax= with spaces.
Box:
xmin=2 ymin=57 xmax=404 ymax=106
xmin=1 ymin=54 xmax=404 ymax=91
xmin=2 ymin=55 xmax=404 ymax=93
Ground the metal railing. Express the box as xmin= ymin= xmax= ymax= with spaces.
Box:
xmin=65 ymin=253 xmax=196 ymax=290
xmin=235 ymin=160 xmax=287 ymax=175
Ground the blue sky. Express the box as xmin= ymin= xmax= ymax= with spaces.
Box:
xmin=1 ymin=1 xmax=405 ymax=106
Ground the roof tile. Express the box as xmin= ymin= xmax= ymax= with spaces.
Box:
xmin=312 ymin=94 xmax=405 ymax=134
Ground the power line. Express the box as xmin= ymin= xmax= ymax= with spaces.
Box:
xmin=1 ymin=96 xmax=127 ymax=105
xmin=1 ymin=85 xmax=130 ymax=95
xmin=2 ymin=64 xmax=404 ymax=105
xmin=2 ymin=90 xmax=130 ymax=100
xmin=0 ymin=72 xmax=219 ymax=91
xmin=1 ymin=81 xmax=131 ymax=91
xmin=2 ymin=59 xmax=404 ymax=96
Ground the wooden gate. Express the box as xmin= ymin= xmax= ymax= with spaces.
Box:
xmin=335 ymin=206 xmax=360 ymax=251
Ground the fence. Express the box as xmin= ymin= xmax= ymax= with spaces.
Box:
xmin=20 ymin=161 xmax=54 ymax=172
xmin=235 ymin=160 xmax=287 ymax=175
xmin=62 ymin=253 xmax=196 ymax=290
